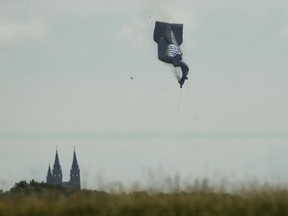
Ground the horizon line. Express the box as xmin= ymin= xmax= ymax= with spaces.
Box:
xmin=0 ymin=131 xmax=288 ymax=140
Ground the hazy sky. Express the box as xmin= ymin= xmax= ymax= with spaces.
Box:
xmin=1 ymin=0 xmax=288 ymax=191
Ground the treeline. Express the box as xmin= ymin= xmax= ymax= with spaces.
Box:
xmin=1 ymin=180 xmax=68 ymax=195
xmin=11 ymin=180 xmax=64 ymax=192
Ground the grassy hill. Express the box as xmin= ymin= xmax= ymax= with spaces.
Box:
xmin=1 ymin=180 xmax=288 ymax=216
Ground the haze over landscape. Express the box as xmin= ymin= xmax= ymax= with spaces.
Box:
xmin=1 ymin=0 xmax=288 ymax=191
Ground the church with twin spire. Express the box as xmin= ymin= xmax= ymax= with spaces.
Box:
xmin=46 ymin=149 xmax=80 ymax=189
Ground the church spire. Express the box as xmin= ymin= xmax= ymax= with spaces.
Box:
xmin=72 ymin=148 xmax=79 ymax=169
xmin=52 ymin=149 xmax=62 ymax=185
xmin=69 ymin=148 xmax=80 ymax=189
xmin=46 ymin=164 xmax=53 ymax=184
xmin=54 ymin=149 xmax=61 ymax=169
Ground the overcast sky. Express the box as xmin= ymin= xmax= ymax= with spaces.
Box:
xmin=1 ymin=0 xmax=288 ymax=191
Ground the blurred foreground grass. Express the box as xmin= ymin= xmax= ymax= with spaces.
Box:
xmin=1 ymin=181 xmax=288 ymax=216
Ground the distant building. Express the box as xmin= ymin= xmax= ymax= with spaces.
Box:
xmin=46 ymin=149 xmax=80 ymax=189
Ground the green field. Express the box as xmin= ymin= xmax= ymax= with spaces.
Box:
xmin=1 ymin=180 xmax=288 ymax=216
